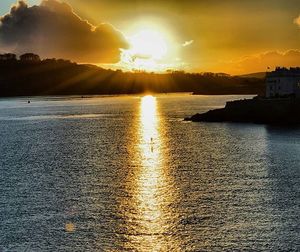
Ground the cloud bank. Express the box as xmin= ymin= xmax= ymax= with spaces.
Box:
xmin=216 ymin=50 xmax=300 ymax=75
xmin=0 ymin=0 xmax=129 ymax=63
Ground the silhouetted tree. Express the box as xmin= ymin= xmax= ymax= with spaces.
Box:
xmin=0 ymin=53 xmax=17 ymax=61
xmin=20 ymin=53 xmax=41 ymax=62
xmin=0 ymin=53 xmax=265 ymax=97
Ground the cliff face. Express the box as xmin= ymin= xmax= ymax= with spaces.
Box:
xmin=187 ymin=98 xmax=300 ymax=124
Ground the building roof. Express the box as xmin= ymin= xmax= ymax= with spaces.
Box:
xmin=267 ymin=67 xmax=300 ymax=77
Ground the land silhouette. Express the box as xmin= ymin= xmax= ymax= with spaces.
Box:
xmin=186 ymin=98 xmax=300 ymax=125
xmin=0 ymin=53 xmax=264 ymax=97
xmin=186 ymin=67 xmax=300 ymax=125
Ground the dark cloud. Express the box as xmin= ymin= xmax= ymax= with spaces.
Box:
xmin=0 ymin=0 xmax=129 ymax=63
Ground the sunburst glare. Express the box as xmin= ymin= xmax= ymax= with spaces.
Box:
xmin=120 ymin=22 xmax=180 ymax=72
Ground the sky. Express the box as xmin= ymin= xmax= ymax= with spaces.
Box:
xmin=0 ymin=0 xmax=39 ymax=13
xmin=0 ymin=0 xmax=300 ymax=74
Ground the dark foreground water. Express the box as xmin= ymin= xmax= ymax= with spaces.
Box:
xmin=0 ymin=94 xmax=299 ymax=251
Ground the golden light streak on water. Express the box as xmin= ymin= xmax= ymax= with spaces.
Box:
xmin=138 ymin=95 xmax=163 ymax=233
xmin=121 ymin=95 xmax=180 ymax=251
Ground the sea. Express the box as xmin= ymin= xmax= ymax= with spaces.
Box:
xmin=0 ymin=94 xmax=299 ymax=251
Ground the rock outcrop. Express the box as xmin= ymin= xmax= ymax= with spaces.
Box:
xmin=186 ymin=97 xmax=300 ymax=125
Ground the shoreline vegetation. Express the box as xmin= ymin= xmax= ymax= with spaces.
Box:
xmin=0 ymin=53 xmax=264 ymax=97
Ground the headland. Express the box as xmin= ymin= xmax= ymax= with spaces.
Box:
xmin=186 ymin=67 xmax=300 ymax=125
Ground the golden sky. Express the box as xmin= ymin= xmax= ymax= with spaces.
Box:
xmin=1 ymin=0 xmax=300 ymax=74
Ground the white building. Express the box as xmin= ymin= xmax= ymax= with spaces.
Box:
xmin=266 ymin=67 xmax=300 ymax=98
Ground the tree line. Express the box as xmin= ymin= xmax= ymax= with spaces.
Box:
xmin=0 ymin=54 xmax=265 ymax=97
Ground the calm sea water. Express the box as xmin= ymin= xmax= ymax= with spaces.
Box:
xmin=0 ymin=94 xmax=299 ymax=252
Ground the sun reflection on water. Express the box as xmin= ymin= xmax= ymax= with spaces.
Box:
xmin=121 ymin=95 xmax=180 ymax=251
xmin=139 ymin=95 xmax=161 ymax=224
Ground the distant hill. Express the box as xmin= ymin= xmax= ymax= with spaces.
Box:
xmin=0 ymin=57 xmax=265 ymax=97
xmin=238 ymin=72 xmax=266 ymax=79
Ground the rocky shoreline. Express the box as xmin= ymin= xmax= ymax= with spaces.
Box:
xmin=185 ymin=97 xmax=300 ymax=125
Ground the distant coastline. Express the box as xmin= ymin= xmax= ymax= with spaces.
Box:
xmin=0 ymin=53 xmax=264 ymax=97
xmin=186 ymin=67 xmax=300 ymax=125
xmin=185 ymin=97 xmax=300 ymax=125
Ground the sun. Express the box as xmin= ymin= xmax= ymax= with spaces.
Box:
xmin=120 ymin=25 xmax=176 ymax=72
xmin=129 ymin=30 xmax=167 ymax=60
xmin=118 ymin=22 xmax=182 ymax=72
